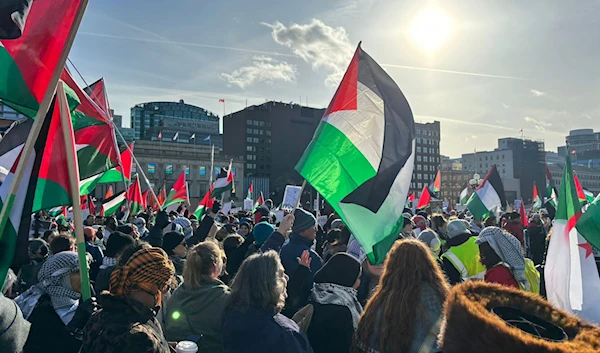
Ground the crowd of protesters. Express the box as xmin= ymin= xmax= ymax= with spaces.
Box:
xmin=2 ymin=197 xmax=598 ymax=353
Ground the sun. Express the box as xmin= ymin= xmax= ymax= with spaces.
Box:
xmin=409 ymin=6 xmax=453 ymax=52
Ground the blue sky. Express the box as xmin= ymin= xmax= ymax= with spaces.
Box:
xmin=68 ymin=0 xmax=600 ymax=158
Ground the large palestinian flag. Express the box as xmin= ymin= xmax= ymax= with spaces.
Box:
xmin=466 ymin=164 xmax=507 ymax=220
xmin=296 ymin=43 xmax=415 ymax=265
xmin=163 ymin=171 xmax=188 ymax=210
xmin=545 ymin=156 xmax=600 ymax=324
xmin=212 ymin=162 xmax=234 ymax=199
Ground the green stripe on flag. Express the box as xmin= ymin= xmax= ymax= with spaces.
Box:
xmin=0 ymin=47 xmax=39 ymax=113
xmin=103 ymin=194 xmax=126 ymax=216
xmin=466 ymin=192 xmax=491 ymax=220
xmin=33 ymin=179 xmax=72 ymax=213
xmin=576 ymin=194 xmax=600 ymax=250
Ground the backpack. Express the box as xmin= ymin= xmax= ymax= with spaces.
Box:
xmin=291 ymin=303 xmax=314 ymax=334
xmin=522 ymin=258 xmax=540 ymax=294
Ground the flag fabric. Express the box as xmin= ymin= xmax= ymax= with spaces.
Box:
xmin=0 ymin=1 xmax=31 ymax=39
xmin=212 ymin=162 xmax=233 ymax=199
xmin=190 ymin=133 xmax=195 ymax=140
xmin=447 ymin=199 xmax=453 ymax=213
xmin=158 ymin=131 xmax=162 ymax=141
xmin=417 ymin=186 xmax=432 ymax=209
xmin=429 ymin=170 xmax=441 ymax=195
xmin=101 ymin=191 xmax=126 ymax=216
xmin=459 ymin=184 xmax=469 ymax=205
xmin=157 ymin=184 xmax=167 ymax=206
xmin=253 ymin=192 xmax=265 ymax=212
xmin=48 ymin=206 xmax=65 ymax=217
xmin=83 ymin=78 xmax=110 ymax=115
xmin=204 ymin=135 xmax=211 ymax=142
xmin=295 ymin=43 xmax=415 ymax=265
xmin=246 ymin=182 xmax=253 ymax=200
xmin=104 ymin=185 xmax=114 ymax=200
xmin=88 ymin=196 xmax=96 ymax=216
xmin=466 ymin=165 xmax=507 ymax=220
xmin=141 ymin=189 xmax=150 ymax=210
xmin=519 ymin=200 xmax=529 ymax=227
xmin=173 ymin=132 xmax=179 ymax=141
xmin=583 ymin=189 xmax=595 ymax=204
xmin=193 ymin=186 xmax=214 ymax=218
xmin=576 ymin=193 xmax=600 ymax=251
xmin=79 ymin=144 xmax=133 ymax=195
xmin=545 ymin=164 xmax=557 ymax=206
xmin=219 ymin=99 xmax=225 ymax=103
xmin=532 ymin=182 xmax=543 ymax=211
xmin=162 ymin=172 xmax=188 ymax=210
xmin=126 ymin=177 xmax=144 ymax=216
xmin=0 ymin=0 xmax=86 ymax=115
xmin=545 ymin=156 xmax=600 ymax=324
xmin=573 ymin=174 xmax=592 ymax=204
xmin=408 ymin=192 xmax=415 ymax=203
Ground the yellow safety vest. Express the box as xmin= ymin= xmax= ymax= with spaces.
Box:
xmin=442 ymin=237 xmax=486 ymax=281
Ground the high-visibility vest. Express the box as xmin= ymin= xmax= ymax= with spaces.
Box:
xmin=442 ymin=237 xmax=486 ymax=281
xmin=498 ymin=259 xmax=540 ymax=294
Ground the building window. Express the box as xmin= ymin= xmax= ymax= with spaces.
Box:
xmin=148 ymin=163 xmax=155 ymax=174
xmin=417 ymin=156 xmax=422 ymax=162
xmin=502 ymin=155 xmax=505 ymax=159
xmin=417 ymin=173 xmax=422 ymax=180
xmin=259 ymin=130 xmax=264 ymax=135
xmin=253 ymin=129 xmax=259 ymax=134
xmin=246 ymin=137 xmax=252 ymax=143
xmin=246 ymin=128 xmax=253 ymax=134
xmin=166 ymin=164 xmax=173 ymax=174
xmin=253 ymin=137 xmax=259 ymax=143
xmin=417 ymin=182 xmax=422 ymax=189
xmin=424 ymin=156 xmax=428 ymax=162
xmin=417 ymin=164 xmax=422 ymax=171
xmin=247 ymin=120 xmax=253 ymax=125
xmin=259 ymin=121 xmax=264 ymax=126
xmin=184 ymin=166 xmax=190 ymax=175
xmin=199 ymin=166 xmax=206 ymax=176
xmin=246 ymin=146 xmax=253 ymax=151
xmin=253 ymin=121 xmax=259 ymax=126
xmin=496 ymin=155 xmax=499 ymax=160
xmin=416 ymin=146 xmax=422 ymax=153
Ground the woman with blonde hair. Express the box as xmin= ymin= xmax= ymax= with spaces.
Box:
xmin=164 ymin=241 xmax=230 ymax=352
xmin=221 ymin=250 xmax=312 ymax=353
xmin=353 ymin=239 xmax=450 ymax=353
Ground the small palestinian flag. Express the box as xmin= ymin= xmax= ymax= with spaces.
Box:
xmin=141 ymin=189 xmax=150 ymax=210
xmin=466 ymin=164 xmax=507 ymax=220
xmin=212 ymin=161 xmax=234 ymax=199
xmin=83 ymin=78 xmax=111 ymax=115
xmin=429 ymin=170 xmax=441 ymax=195
xmin=573 ymin=174 xmax=594 ymax=204
xmin=545 ymin=164 xmax=557 ymax=207
xmin=127 ymin=177 xmax=144 ymax=216
xmin=417 ymin=185 xmax=432 ymax=209
xmin=102 ymin=191 xmax=126 ymax=216
xmin=157 ymin=183 xmax=167 ymax=207
xmin=519 ymin=200 xmax=529 ymax=227
xmin=459 ymin=184 xmax=469 ymax=205
xmin=295 ymin=43 xmax=415 ymax=265
xmin=162 ymin=171 xmax=188 ymax=210
xmin=194 ymin=185 xmax=214 ymax=219
xmin=247 ymin=182 xmax=253 ymax=200
xmin=104 ymin=185 xmax=114 ymax=199
xmin=253 ymin=192 xmax=265 ymax=212
xmin=532 ymin=182 xmax=543 ymax=211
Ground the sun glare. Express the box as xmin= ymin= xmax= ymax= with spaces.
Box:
xmin=409 ymin=6 xmax=452 ymax=52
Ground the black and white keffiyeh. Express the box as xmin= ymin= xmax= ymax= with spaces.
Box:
xmin=312 ymin=282 xmax=363 ymax=328
xmin=15 ymin=252 xmax=82 ymax=325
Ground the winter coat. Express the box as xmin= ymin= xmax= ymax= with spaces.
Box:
xmin=222 ymin=307 xmax=313 ymax=353
xmin=189 ymin=214 xmax=215 ymax=246
xmin=165 ymin=279 xmax=230 ymax=352
xmin=85 ymin=242 xmax=104 ymax=282
xmin=280 ymin=234 xmax=323 ymax=278
xmin=80 ymin=293 xmax=170 ymax=353
xmin=526 ymin=223 xmax=547 ymax=265
xmin=504 ymin=222 xmax=524 ymax=247
xmin=22 ymin=294 xmax=81 ymax=353
xmin=307 ymin=302 xmax=354 ymax=353
xmin=94 ymin=265 xmax=115 ymax=294
xmin=0 ymin=293 xmax=30 ymax=353
xmin=145 ymin=212 xmax=171 ymax=248
xmin=484 ymin=264 xmax=519 ymax=289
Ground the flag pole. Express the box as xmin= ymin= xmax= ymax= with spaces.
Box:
xmin=0 ymin=0 xmax=89 ymax=244
xmin=57 ymin=84 xmax=92 ymax=301
xmin=292 ymin=180 xmax=307 ymax=214
xmin=209 ymin=144 xmax=215 ymax=186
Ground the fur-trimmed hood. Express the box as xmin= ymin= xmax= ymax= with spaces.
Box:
xmin=439 ymin=281 xmax=600 ymax=353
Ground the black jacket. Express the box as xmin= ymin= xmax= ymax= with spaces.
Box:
xmin=94 ymin=265 xmax=115 ymax=294
xmin=145 ymin=212 xmax=171 ymax=247
xmin=189 ymin=214 xmax=215 ymax=246
xmin=527 ymin=223 xmax=547 ymax=266
xmin=307 ymin=303 xmax=354 ymax=353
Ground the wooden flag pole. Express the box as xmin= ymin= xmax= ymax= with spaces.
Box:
xmin=292 ymin=180 xmax=307 ymax=214
xmin=57 ymin=84 xmax=92 ymax=301
xmin=0 ymin=0 xmax=89 ymax=242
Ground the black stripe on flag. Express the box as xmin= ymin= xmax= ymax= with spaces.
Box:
xmin=0 ymin=0 xmax=33 ymax=39
xmin=482 ymin=164 xmax=507 ymax=207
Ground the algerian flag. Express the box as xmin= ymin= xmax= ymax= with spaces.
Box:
xmin=466 ymin=165 xmax=506 ymax=220
xmin=545 ymin=156 xmax=600 ymax=324
xmin=532 ymin=182 xmax=543 ymax=211
xmin=102 ymin=192 xmax=126 ymax=216
xmin=459 ymin=185 xmax=469 ymax=205
xmin=295 ymin=43 xmax=415 ymax=265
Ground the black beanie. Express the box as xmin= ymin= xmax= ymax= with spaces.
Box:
xmin=292 ymin=208 xmax=317 ymax=234
xmin=161 ymin=231 xmax=184 ymax=256
xmin=314 ymin=252 xmax=361 ymax=287
xmin=104 ymin=232 xmax=135 ymax=258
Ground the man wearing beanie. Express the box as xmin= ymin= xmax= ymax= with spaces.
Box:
xmin=280 ymin=208 xmax=323 ymax=278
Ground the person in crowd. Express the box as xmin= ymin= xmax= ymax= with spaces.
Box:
xmin=244 ymin=221 xmax=276 ymax=258
xmin=238 ymin=221 xmax=252 ymax=238
xmin=80 ymin=248 xmax=176 ymax=353
xmin=161 ymin=231 xmax=188 ymax=276
xmin=412 ymin=215 xmax=428 ymax=237
xmin=254 ymin=204 xmax=271 ymax=224
xmin=103 ymin=216 xmax=118 ymax=244
xmin=173 ymin=216 xmax=194 ymax=241
xmin=503 ymin=211 xmax=524 ymax=246
xmin=305 ymin=253 xmax=363 ymax=353
xmin=321 ymin=228 xmax=342 ymax=261
xmin=484 ymin=215 xmax=498 ymax=227
xmin=49 ymin=233 xmax=75 ymax=254
xmin=476 ymin=227 xmax=530 ymax=290
xmin=16 ymin=252 xmax=96 ymax=353
xmin=216 ymin=225 xmax=237 ymax=242
xmin=84 ymin=214 xmax=96 ymax=227
xmin=84 ymin=226 xmax=104 ymax=282
xmin=94 ymin=232 xmax=135 ymax=293
xmin=222 ymin=250 xmax=313 ymax=353
xmin=0 ymin=291 xmax=30 ymax=352
xmin=16 ymin=239 xmax=49 ymax=294
xmin=430 ymin=214 xmax=448 ymax=241
xmin=526 ymin=213 xmax=547 ymax=265
xmin=469 ymin=217 xmax=484 ymax=235
xmin=440 ymin=220 xmax=486 ymax=285
xmin=116 ymin=224 xmax=140 ymax=239
xmin=417 ymin=229 xmax=442 ymax=259
xmin=42 ymin=229 xmax=58 ymax=244
xmin=145 ymin=210 xmax=172 ymax=247
xmin=190 ymin=201 xmax=221 ymax=245
xmin=352 ymin=239 xmax=450 ymax=353
xmin=280 ymin=208 xmax=323 ymax=278
xmin=133 ymin=217 xmax=150 ymax=239
xmin=223 ymin=233 xmax=252 ymax=282
xmin=400 ymin=215 xmax=416 ymax=239
xmin=165 ymin=241 xmax=230 ymax=352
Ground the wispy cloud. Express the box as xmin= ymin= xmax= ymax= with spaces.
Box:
xmin=220 ymin=56 xmax=296 ymax=89
xmin=262 ymin=19 xmax=354 ymax=87
xmin=414 ymin=115 xmax=515 ymax=131
xmin=530 ymin=89 xmax=546 ymax=97
xmin=524 ymin=116 xmax=552 ymax=131
xmin=502 ymin=103 xmax=510 ymax=108
xmin=381 ymin=63 xmax=530 ymax=81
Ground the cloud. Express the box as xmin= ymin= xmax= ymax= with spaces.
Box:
xmin=382 ymin=64 xmax=529 ymax=81
xmin=524 ymin=116 xmax=552 ymax=131
xmin=262 ymin=19 xmax=354 ymax=87
xmin=502 ymin=103 xmax=510 ymax=109
xmin=220 ymin=56 xmax=296 ymax=89
xmin=530 ymin=89 xmax=546 ymax=97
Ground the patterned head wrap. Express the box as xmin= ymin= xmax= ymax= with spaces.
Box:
xmin=475 ymin=226 xmax=529 ymax=290
xmin=109 ymin=248 xmax=176 ymax=300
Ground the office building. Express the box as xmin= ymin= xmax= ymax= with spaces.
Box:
xmin=411 ymin=121 xmax=442 ymax=194
xmin=223 ymin=101 xmax=325 ymax=204
xmin=545 ymin=151 xmax=565 ymax=165
xmin=130 ymin=100 xmax=223 ymax=149
xmin=547 ymin=163 xmax=600 ymax=195
xmin=110 ymin=109 xmax=123 ymax=128
xmin=440 ymin=170 xmax=472 ymax=204
xmin=441 ymin=155 xmax=463 ymax=171
xmin=0 ymin=102 xmax=25 ymax=133
xmin=566 ymin=129 xmax=600 ymax=155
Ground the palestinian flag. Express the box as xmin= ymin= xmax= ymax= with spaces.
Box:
xmin=246 ymin=182 xmax=253 ymax=200
xmin=48 ymin=206 xmax=66 ymax=217
xmin=101 ymin=191 xmax=126 ymax=216
xmin=157 ymin=183 xmax=167 ymax=206
xmin=83 ymin=78 xmax=110 ymax=115
xmin=79 ymin=144 xmax=133 ymax=195
xmin=295 ymin=43 xmax=415 ymax=265
xmin=127 ymin=177 xmax=144 ymax=216
xmin=417 ymin=185 xmax=432 ymax=209
xmin=459 ymin=184 xmax=469 ymax=205
xmin=88 ymin=196 xmax=97 ymax=216
xmin=141 ymin=189 xmax=150 ymax=210
xmin=519 ymin=200 xmax=529 ymax=227
xmin=405 ymin=192 xmax=415 ymax=208
xmin=583 ymin=188 xmax=595 ymax=204
xmin=0 ymin=87 xmax=78 ymax=286
xmin=429 ymin=170 xmax=441 ymax=195
xmin=212 ymin=161 xmax=234 ymax=199
xmin=532 ymin=182 xmax=543 ymax=211
xmin=545 ymin=164 xmax=557 ymax=207
xmin=104 ymin=185 xmax=114 ymax=199
xmin=466 ymin=165 xmax=507 ymax=220
xmin=0 ymin=0 xmax=86 ymax=115
xmin=253 ymin=192 xmax=265 ymax=212
xmin=148 ymin=189 xmax=160 ymax=211
xmin=545 ymin=156 xmax=600 ymax=324
xmin=162 ymin=171 xmax=188 ymax=210
xmin=194 ymin=186 xmax=214 ymax=218
xmin=573 ymin=174 xmax=593 ymax=204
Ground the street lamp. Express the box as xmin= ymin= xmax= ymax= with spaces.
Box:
xmin=469 ymin=173 xmax=482 ymax=190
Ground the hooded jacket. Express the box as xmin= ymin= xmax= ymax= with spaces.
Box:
xmin=145 ymin=212 xmax=171 ymax=247
xmin=164 ymin=279 xmax=231 ymax=352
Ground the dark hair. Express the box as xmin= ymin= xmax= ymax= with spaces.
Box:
xmin=223 ymin=234 xmax=244 ymax=250
xmin=478 ymin=242 xmax=502 ymax=270
xmin=118 ymin=239 xmax=151 ymax=266
xmin=326 ymin=229 xmax=342 ymax=243
xmin=116 ymin=224 xmax=134 ymax=235
xmin=431 ymin=214 xmax=447 ymax=232
xmin=104 ymin=232 xmax=135 ymax=258
xmin=138 ymin=212 xmax=149 ymax=224
xmin=42 ymin=230 xmax=57 ymax=243
xmin=49 ymin=233 xmax=75 ymax=254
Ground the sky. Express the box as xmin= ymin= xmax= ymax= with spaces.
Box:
xmin=67 ymin=0 xmax=600 ymax=158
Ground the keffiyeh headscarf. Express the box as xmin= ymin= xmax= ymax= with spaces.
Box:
xmin=476 ymin=226 xmax=529 ymax=290
xmin=109 ymin=248 xmax=176 ymax=304
xmin=15 ymin=252 xmax=82 ymax=325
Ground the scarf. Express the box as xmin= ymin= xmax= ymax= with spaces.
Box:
xmin=312 ymin=282 xmax=363 ymax=329
xmin=15 ymin=252 xmax=81 ymax=325
xmin=100 ymin=256 xmax=118 ymax=270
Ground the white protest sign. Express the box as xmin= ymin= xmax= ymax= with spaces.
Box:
xmin=222 ymin=201 xmax=232 ymax=215
xmin=275 ymin=210 xmax=285 ymax=224
xmin=282 ymin=185 xmax=302 ymax=209
xmin=243 ymin=199 xmax=254 ymax=211
xmin=317 ymin=215 xmax=328 ymax=228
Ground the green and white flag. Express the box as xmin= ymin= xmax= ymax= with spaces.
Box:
xmin=459 ymin=184 xmax=469 ymax=205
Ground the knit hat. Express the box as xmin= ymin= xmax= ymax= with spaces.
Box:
xmin=104 ymin=232 xmax=135 ymax=258
xmin=314 ymin=253 xmax=361 ymax=287
xmin=0 ymin=293 xmax=30 ymax=353
xmin=161 ymin=231 xmax=185 ymax=256
xmin=417 ymin=229 xmax=442 ymax=256
xmin=447 ymin=219 xmax=471 ymax=239
xmin=412 ymin=215 xmax=427 ymax=231
xmin=253 ymin=222 xmax=275 ymax=245
xmin=439 ymin=281 xmax=600 ymax=353
xmin=292 ymin=208 xmax=317 ymax=234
